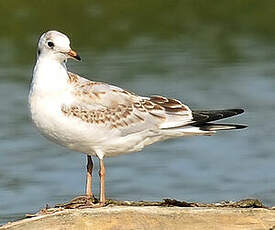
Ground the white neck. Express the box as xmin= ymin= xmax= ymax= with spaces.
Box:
xmin=30 ymin=56 xmax=69 ymax=96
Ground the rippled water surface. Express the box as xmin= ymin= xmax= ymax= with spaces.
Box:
xmin=1 ymin=1 xmax=275 ymax=225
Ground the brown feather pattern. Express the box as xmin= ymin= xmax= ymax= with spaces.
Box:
xmin=65 ymin=73 xmax=192 ymax=129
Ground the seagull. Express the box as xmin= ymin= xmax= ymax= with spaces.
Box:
xmin=29 ymin=30 xmax=246 ymax=206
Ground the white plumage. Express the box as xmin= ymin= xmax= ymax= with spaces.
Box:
xmin=29 ymin=30 xmax=246 ymax=205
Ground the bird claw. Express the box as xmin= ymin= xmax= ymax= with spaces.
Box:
xmin=55 ymin=195 xmax=101 ymax=209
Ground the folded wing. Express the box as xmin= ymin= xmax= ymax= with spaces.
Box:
xmin=65 ymin=72 xmax=246 ymax=135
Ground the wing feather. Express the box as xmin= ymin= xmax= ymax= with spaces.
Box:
xmin=64 ymin=72 xmax=194 ymax=134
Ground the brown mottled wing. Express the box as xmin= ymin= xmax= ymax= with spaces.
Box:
xmin=68 ymin=72 xmax=136 ymax=110
xmin=148 ymin=95 xmax=193 ymax=128
xmin=65 ymin=72 xmax=193 ymax=133
xmin=61 ymin=104 xmax=148 ymax=130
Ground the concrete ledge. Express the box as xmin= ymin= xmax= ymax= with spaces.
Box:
xmin=1 ymin=206 xmax=275 ymax=230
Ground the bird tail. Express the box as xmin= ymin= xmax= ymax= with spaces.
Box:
xmin=190 ymin=108 xmax=247 ymax=132
xmin=161 ymin=108 xmax=247 ymax=137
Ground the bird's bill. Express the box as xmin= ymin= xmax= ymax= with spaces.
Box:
xmin=67 ymin=49 xmax=81 ymax=61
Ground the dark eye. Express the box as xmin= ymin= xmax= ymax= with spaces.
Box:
xmin=47 ymin=41 xmax=54 ymax=48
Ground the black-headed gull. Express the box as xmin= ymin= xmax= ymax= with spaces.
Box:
xmin=29 ymin=30 xmax=246 ymax=205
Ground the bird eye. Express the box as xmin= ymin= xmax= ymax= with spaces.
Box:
xmin=47 ymin=41 xmax=54 ymax=48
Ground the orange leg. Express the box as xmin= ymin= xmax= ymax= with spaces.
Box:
xmin=85 ymin=155 xmax=93 ymax=197
xmin=99 ymin=158 xmax=106 ymax=204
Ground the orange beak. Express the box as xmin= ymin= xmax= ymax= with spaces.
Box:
xmin=67 ymin=49 xmax=81 ymax=61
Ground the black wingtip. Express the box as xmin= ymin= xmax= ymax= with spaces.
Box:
xmin=198 ymin=123 xmax=248 ymax=131
xmin=192 ymin=108 xmax=246 ymax=124
xmin=231 ymin=124 xmax=248 ymax=129
xmin=231 ymin=108 xmax=245 ymax=115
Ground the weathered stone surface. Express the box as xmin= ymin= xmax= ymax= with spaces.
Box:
xmin=1 ymin=206 xmax=275 ymax=230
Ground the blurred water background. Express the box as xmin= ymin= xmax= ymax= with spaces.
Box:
xmin=1 ymin=0 xmax=275 ymax=225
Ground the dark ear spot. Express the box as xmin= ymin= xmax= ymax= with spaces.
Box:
xmin=37 ymin=48 xmax=41 ymax=55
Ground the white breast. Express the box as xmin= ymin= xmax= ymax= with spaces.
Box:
xmin=29 ymin=57 xmax=167 ymax=158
